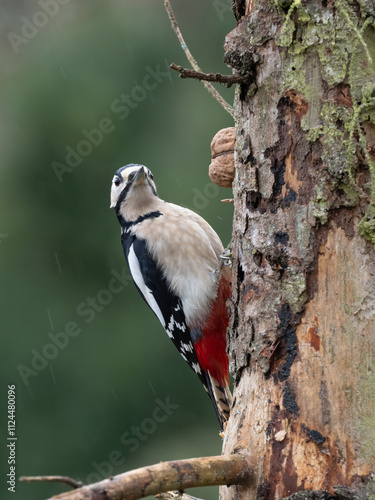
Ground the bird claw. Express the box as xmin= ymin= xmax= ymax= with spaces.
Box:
xmin=219 ymin=420 xmax=229 ymax=438
xmin=220 ymin=247 xmax=233 ymax=267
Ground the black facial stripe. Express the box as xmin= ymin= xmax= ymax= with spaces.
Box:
xmin=115 ymin=164 xmax=145 ymax=177
xmin=115 ymin=182 xmax=132 ymax=216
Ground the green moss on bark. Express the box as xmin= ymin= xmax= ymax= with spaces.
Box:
xmin=272 ymin=0 xmax=375 ymax=242
xmin=358 ymin=205 xmax=375 ymax=244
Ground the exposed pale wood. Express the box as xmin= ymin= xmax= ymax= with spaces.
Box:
xmin=42 ymin=455 xmax=252 ymax=500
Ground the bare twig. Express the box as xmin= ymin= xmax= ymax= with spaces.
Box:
xmin=164 ymin=0 xmax=234 ymax=117
xmin=170 ymin=64 xmax=246 ymax=87
xmin=163 ymin=0 xmax=201 ymax=73
xmin=20 ymin=475 xmax=83 ymax=489
xmin=25 ymin=454 xmax=251 ymax=500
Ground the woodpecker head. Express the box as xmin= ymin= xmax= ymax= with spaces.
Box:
xmin=110 ymin=164 xmax=159 ymax=220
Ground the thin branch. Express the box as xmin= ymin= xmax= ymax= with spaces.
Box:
xmin=20 ymin=475 xmax=83 ymax=489
xmin=163 ymin=0 xmax=234 ymax=117
xmin=25 ymin=454 xmax=251 ymax=500
xmin=163 ymin=0 xmax=201 ymax=73
xmin=170 ymin=64 xmax=246 ymax=87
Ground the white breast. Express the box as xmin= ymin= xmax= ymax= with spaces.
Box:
xmin=133 ymin=201 xmax=224 ymax=327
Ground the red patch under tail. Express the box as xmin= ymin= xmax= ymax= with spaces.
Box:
xmin=194 ymin=266 xmax=231 ymax=386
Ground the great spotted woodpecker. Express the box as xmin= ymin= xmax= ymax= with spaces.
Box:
xmin=110 ymin=164 xmax=232 ymax=430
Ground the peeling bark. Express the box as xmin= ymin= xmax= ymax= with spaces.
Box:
xmin=221 ymin=0 xmax=375 ymax=498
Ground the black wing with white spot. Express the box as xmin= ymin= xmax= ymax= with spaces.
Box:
xmin=121 ymin=226 xmax=208 ymax=387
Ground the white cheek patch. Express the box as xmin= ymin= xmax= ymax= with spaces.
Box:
xmin=110 ymin=184 xmax=123 ymax=208
xmin=128 ymin=244 xmax=165 ymax=328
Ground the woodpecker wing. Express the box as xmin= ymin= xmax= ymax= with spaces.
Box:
xmin=123 ymin=231 xmax=230 ymax=429
xmin=121 ymin=226 xmax=208 ymax=382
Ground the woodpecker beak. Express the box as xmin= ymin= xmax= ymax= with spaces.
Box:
xmin=133 ymin=167 xmax=147 ymax=186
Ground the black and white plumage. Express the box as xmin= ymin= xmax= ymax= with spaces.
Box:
xmin=110 ymin=164 xmax=232 ymax=430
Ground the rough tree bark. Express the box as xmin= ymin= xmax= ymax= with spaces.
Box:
xmin=221 ymin=0 xmax=375 ymax=499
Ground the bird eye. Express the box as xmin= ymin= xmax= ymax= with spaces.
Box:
xmin=148 ymin=171 xmax=154 ymax=180
xmin=114 ymin=178 xmax=121 ymax=187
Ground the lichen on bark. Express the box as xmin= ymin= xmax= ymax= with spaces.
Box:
xmin=271 ymin=0 xmax=375 ymax=243
xmin=222 ymin=0 xmax=375 ymax=498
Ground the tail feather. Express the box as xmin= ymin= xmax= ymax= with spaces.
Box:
xmin=205 ymin=371 xmax=232 ymax=431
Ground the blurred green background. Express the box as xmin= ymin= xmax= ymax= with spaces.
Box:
xmin=0 ymin=1 xmax=235 ymax=499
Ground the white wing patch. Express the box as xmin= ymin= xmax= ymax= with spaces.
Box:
xmin=192 ymin=362 xmax=202 ymax=374
xmin=166 ymin=313 xmax=187 ymax=339
xmin=128 ymin=244 xmax=165 ymax=327
xmin=180 ymin=341 xmax=193 ymax=353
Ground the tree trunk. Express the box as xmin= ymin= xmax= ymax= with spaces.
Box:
xmin=221 ymin=0 xmax=375 ymax=498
